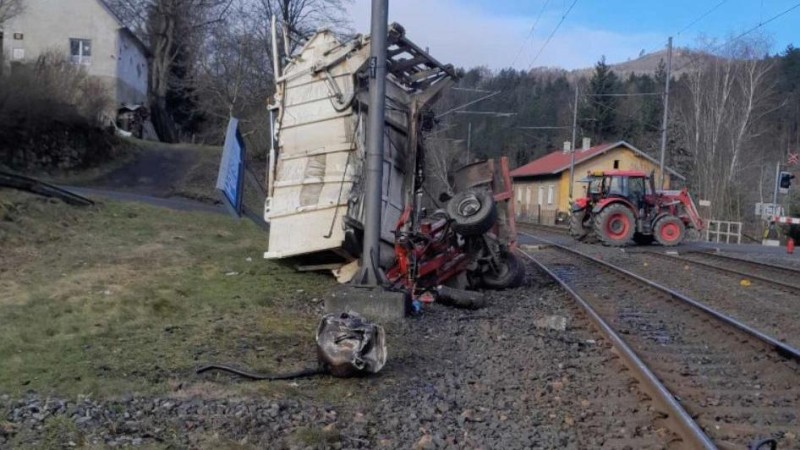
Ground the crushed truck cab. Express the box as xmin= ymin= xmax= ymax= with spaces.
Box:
xmin=263 ymin=24 xmax=455 ymax=272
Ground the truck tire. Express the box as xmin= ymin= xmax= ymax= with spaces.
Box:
xmin=594 ymin=204 xmax=635 ymax=247
xmin=481 ymin=250 xmax=526 ymax=290
xmin=446 ymin=189 xmax=497 ymax=236
xmin=654 ymin=216 xmax=685 ymax=246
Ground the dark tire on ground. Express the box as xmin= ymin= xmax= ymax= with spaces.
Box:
xmin=481 ymin=250 xmax=526 ymax=290
xmin=654 ymin=215 xmax=686 ymax=246
xmin=633 ymin=232 xmax=655 ymax=245
xmin=594 ymin=203 xmax=635 ymax=247
xmin=446 ymin=189 xmax=497 ymax=236
xmin=569 ymin=210 xmax=590 ymax=240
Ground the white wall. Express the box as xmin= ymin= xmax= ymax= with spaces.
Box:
xmin=2 ymin=0 xmax=148 ymax=106
xmin=116 ymin=31 xmax=148 ymax=104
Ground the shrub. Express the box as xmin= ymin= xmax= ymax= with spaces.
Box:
xmin=0 ymin=50 xmax=119 ymax=171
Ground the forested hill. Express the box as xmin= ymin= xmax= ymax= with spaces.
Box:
xmin=428 ymin=44 xmax=800 ymax=220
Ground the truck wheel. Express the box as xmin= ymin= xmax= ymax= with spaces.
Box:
xmin=481 ymin=250 xmax=525 ymax=290
xmin=654 ymin=216 xmax=685 ymax=246
xmin=633 ymin=232 xmax=655 ymax=245
xmin=594 ymin=204 xmax=635 ymax=247
xmin=446 ymin=189 xmax=497 ymax=236
xmin=569 ymin=211 xmax=589 ymax=240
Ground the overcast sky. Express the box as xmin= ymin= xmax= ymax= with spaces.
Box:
xmin=346 ymin=0 xmax=800 ymax=71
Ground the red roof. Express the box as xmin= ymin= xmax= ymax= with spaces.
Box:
xmin=509 ymin=140 xmax=685 ymax=180
xmin=510 ymin=143 xmax=614 ymax=178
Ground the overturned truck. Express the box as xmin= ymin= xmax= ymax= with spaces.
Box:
xmin=264 ymin=24 xmax=523 ymax=290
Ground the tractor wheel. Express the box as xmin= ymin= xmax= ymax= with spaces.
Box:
xmin=594 ymin=204 xmax=635 ymax=247
xmin=481 ymin=250 xmax=526 ymax=290
xmin=446 ymin=189 xmax=497 ymax=236
xmin=569 ymin=211 xmax=590 ymax=240
xmin=654 ymin=216 xmax=686 ymax=247
xmin=633 ymin=232 xmax=655 ymax=245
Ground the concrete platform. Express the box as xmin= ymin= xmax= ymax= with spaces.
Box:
xmin=325 ymin=285 xmax=410 ymax=321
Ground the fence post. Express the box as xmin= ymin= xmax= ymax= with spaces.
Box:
xmin=537 ymin=205 xmax=541 ymax=224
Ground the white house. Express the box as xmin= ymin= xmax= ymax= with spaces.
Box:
xmin=1 ymin=0 xmax=150 ymax=107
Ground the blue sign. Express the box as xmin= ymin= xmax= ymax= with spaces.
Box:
xmin=216 ymin=118 xmax=246 ymax=217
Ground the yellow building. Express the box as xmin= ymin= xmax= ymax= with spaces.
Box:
xmin=510 ymin=140 xmax=685 ymax=222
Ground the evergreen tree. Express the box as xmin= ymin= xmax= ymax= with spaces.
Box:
xmin=582 ymin=56 xmax=621 ymax=142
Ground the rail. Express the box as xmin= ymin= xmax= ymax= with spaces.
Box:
xmin=519 ymin=231 xmax=800 ymax=448
xmin=517 ymin=246 xmax=716 ymax=449
xmin=647 ymin=251 xmax=800 ymax=295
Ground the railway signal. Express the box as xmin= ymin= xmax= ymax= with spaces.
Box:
xmin=779 ymin=171 xmax=795 ymax=194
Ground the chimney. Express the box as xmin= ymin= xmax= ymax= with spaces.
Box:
xmin=563 ymin=141 xmax=572 ymax=154
xmin=582 ymin=137 xmax=591 ymax=151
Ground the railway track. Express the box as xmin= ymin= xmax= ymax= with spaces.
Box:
xmin=519 ymin=232 xmax=800 ymax=450
xmin=517 ymin=222 xmax=569 ymax=235
xmin=660 ymin=251 xmax=800 ymax=294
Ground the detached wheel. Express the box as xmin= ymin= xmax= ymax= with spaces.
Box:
xmin=654 ymin=216 xmax=685 ymax=246
xmin=481 ymin=250 xmax=525 ymax=290
xmin=633 ymin=232 xmax=655 ymax=245
xmin=569 ymin=210 xmax=590 ymax=240
xmin=594 ymin=204 xmax=635 ymax=247
xmin=446 ymin=189 xmax=497 ymax=236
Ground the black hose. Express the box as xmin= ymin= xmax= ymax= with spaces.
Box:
xmin=196 ymin=364 xmax=323 ymax=381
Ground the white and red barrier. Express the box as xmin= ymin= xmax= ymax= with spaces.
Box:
xmin=771 ymin=216 xmax=800 ymax=225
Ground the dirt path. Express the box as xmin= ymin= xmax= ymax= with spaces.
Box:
xmin=84 ymin=145 xmax=196 ymax=196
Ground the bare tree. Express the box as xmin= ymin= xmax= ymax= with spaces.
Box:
xmin=0 ymin=0 xmax=23 ymax=25
xmin=673 ymin=35 xmax=777 ymax=220
xmin=106 ymin=0 xmax=234 ymax=142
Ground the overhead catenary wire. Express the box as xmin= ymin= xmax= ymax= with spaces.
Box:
xmin=509 ymin=0 xmax=553 ymax=68
xmin=670 ymin=1 xmax=800 ymax=74
xmin=526 ymin=0 xmax=580 ymax=70
xmin=675 ymin=0 xmax=730 ymax=38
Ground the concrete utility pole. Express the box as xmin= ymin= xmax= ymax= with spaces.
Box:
xmin=658 ymin=36 xmax=673 ymax=190
xmin=467 ymin=122 xmax=472 ymax=163
xmin=357 ymin=0 xmax=389 ymax=286
xmin=773 ymin=161 xmax=781 ymax=208
xmin=568 ymin=84 xmax=579 ymax=201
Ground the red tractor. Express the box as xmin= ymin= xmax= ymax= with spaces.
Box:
xmin=570 ymin=170 xmax=704 ymax=247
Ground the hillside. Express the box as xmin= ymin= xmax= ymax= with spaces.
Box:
xmin=570 ymin=48 xmax=714 ymax=78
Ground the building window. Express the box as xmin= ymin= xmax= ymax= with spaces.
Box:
xmin=537 ymin=186 xmax=544 ymax=205
xmin=613 ymin=160 xmax=620 ymax=169
xmin=12 ymin=48 xmax=25 ymax=61
xmin=70 ymin=39 xmax=92 ymax=65
xmin=547 ymin=185 xmax=554 ymax=205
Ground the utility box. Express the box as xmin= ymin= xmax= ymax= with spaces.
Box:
xmin=263 ymin=24 xmax=455 ymax=271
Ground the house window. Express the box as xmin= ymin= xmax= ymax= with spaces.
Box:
xmin=70 ymin=39 xmax=92 ymax=65
xmin=12 ymin=48 xmax=25 ymax=61
xmin=537 ymin=186 xmax=544 ymax=205
xmin=613 ymin=160 xmax=620 ymax=169
xmin=547 ymin=185 xmax=554 ymax=205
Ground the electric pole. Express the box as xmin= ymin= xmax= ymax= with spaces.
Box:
xmin=658 ymin=36 xmax=673 ymax=190
xmin=467 ymin=122 xmax=472 ymax=163
xmin=356 ymin=0 xmax=389 ymax=286
xmin=568 ymin=84 xmax=579 ymax=200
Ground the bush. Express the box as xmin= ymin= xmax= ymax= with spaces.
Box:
xmin=0 ymin=51 xmax=120 ymax=171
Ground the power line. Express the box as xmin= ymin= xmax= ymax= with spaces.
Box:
xmin=671 ymin=1 xmax=800 ymax=74
xmin=675 ymin=0 xmax=729 ymax=38
xmin=638 ymin=1 xmax=730 ymax=64
xmin=509 ymin=0 xmax=553 ymax=68
xmin=589 ymin=92 xmax=663 ymax=97
xmin=526 ymin=0 xmax=580 ymax=70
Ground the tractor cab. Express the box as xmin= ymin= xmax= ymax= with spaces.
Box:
xmin=579 ymin=170 xmax=652 ymax=212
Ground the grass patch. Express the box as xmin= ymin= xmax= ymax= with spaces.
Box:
xmin=0 ymin=191 xmax=335 ymax=398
